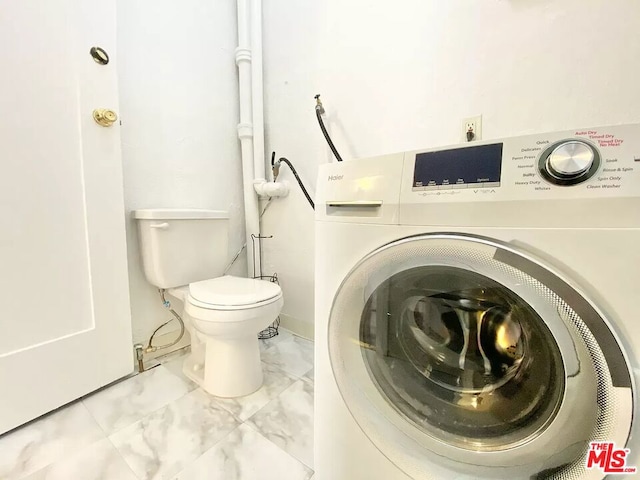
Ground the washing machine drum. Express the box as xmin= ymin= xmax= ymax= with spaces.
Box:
xmin=328 ymin=234 xmax=633 ymax=480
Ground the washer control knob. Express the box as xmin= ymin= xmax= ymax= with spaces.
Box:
xmin=545 ymin=141 xmax=594 ymax=179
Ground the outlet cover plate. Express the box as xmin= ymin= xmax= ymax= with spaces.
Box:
xmin=463 ymin=115 xmax=482 ymax=142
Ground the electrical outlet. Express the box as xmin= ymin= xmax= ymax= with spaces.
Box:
xmin=463 ymin=115 xmax=482 ymax=142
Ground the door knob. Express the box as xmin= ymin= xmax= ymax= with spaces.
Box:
xmin=93 ymin=109 xmax=118 ymax=127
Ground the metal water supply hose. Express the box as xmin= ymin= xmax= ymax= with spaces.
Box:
xmin=145 ymin=289 xmax=185 ymax=353
xmin=315 ymin=94 xmax=343 ymax=162
xmin=272 ymin=154 xmax=315 ymax=210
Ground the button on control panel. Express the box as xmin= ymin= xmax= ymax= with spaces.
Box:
xmin=538 ymin=140 xmax=600 ymax=186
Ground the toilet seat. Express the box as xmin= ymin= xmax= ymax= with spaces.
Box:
xmin=188 ymin=292 xmax=283 ymax=312
xmin=187 ymin=275 xmax=282 ymax=313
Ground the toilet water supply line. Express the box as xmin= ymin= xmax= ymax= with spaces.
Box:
xmin=136 ymin=289 xmax=186 ymax=372
xmin=145 ymin=290 xmax=185 ymax=354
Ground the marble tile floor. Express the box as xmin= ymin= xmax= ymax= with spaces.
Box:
xmin=0 ymin=329 xmax=315 ymax=480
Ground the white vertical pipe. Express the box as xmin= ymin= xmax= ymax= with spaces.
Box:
xmin=236 ymin=0 xmax=260 ymax=277
xmin=251 ymin=0 xmax=266 ymax=180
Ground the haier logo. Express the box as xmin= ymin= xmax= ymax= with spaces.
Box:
xmin=586 ymin=442 xmax=636 ymax=474
xmin=328 ymin=175 xmax=344 ymax=181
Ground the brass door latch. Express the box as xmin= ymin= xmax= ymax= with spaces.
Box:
xmin=93 ymin=109 xmax=118 ymax=127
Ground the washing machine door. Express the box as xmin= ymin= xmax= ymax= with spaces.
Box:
xmin=328 ymin=234 xmax=633 ymax=480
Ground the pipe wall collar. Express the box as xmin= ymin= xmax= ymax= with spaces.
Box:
xmin=237 ymin=123 xmax=254 ymax=139
xmin=253 ymin=179 xmax=290 ymax=198
xmin=235 ymin=47 xmax=252 ymax=65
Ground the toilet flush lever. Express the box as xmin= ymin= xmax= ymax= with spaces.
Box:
xmin=150 ymin=222 xmax=169 ymax=230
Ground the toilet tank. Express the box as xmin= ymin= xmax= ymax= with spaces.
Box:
xmin=133 ymin=209 xmax=229 ymax=289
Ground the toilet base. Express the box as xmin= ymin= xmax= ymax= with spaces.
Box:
xmin=183 ymin=334 xmax=264 ymax=398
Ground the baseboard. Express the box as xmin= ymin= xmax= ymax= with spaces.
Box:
xmin=278 ymin=313 xmax=314 ymax=341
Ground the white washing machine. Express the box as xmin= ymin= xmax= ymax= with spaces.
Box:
xmin=314 ymin=124 xmax=640 ymax=480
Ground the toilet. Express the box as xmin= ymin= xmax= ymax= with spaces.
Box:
xmin=133 ymin=209 xmax=283 ymax=397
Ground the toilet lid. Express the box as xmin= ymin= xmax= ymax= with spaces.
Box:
xmin=188 ymin=275 xmax=282 ymax=307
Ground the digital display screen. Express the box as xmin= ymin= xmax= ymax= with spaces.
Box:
xmin=413 ymin=143 xmax=503 ymax=190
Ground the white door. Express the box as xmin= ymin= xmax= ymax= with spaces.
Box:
xmin=0 ymin=0 xmax=133 ymax=434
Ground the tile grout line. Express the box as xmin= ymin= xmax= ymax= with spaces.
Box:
xmin=170 ymin=422 xmax=244 ymax=479
xmin=22 ymin=402 xmax=108 ymax=479
xmin=80 ymin=396 xmax=112 ymax=439
xmin=86 ymin=365 xmax=195 ymax=438
xmin=243 ymin=376 xmax=313 ymax=429
xmin=210 ymin=385 xmax=287 ymax=424
xmin=260 ymin=342 xmax=315 ymax=379
xmin=242 ymin=376 xmax=315 ymax=471
xmin=81 ymin=367 xmax=192 ymax=480
xmin=105 ymin=435 xmax=143 ymax=480
xmin=242 ymin=421 xmax=315 ymax=475
xmin=300 ymin=374 xmax=314 ymax=387
xmin=104 ymin=389 xmax=243 ymax=480
xmin=260 ymin=356 xmax=310 ymax=380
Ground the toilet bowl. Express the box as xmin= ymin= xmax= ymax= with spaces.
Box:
xmin=133 ymin=208 xmax=284 ymax=398
xmin=184 ymin=276 xmax=283 ymax=397
xmin=168 ymin=276 xmax=284 ymax=397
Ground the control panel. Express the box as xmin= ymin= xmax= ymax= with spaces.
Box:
xmin=401 ymin=123 xmax=640 ymax=203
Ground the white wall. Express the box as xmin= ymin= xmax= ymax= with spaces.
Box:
xmin=117 ymin=0 xmax=246 ymax=345
xmin=262 ymin=0 xmax=640 ymax=338
xmin=257 ymin=0 xmax=326 ymax=339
